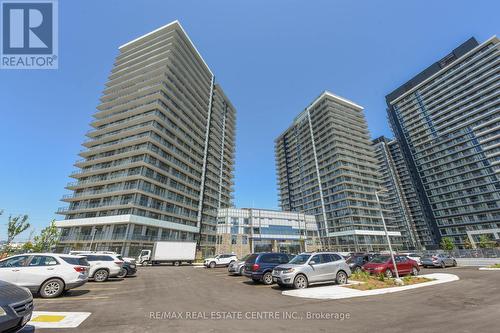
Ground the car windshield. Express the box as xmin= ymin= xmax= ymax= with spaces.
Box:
xmin=288 ymin=254 xmax=311 ymax=265
xmin=369 ymin=256 xmax=390 ymax=263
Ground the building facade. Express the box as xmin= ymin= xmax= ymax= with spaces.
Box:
xmin=373 ymin=136 xmax=423 ymax=250
xmin=216 ymin=208 xmax=321 ymax=258
xmin=386 ymin=36 xmax=500 ymax=248
xmin=55 ymin=21 xmax=236 ymax=258
xmin=275 ymin=91 xmax=402 ymax=252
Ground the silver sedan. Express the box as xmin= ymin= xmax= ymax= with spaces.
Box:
xmin=227 ymin=254 xmax=251 ymax=275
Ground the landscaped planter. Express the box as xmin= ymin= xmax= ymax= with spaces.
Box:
xmin=282 ymin=273 xmax=459 ymax=300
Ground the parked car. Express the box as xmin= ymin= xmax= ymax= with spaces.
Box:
xmin=346 ymin=253 xmax=378 ymax=273
xmin=69 ymin=251 xmax=136 ymax=278
xmin=0 ymin=280 xmax=33 ymax=332
xmin=362 ymin=255 xmax=419 ymax=278
xmin=77 ymin=253 xmax=123 ymax=282
xmin=421 ymin=253 xmax=457 ymax=268
xmin=272 ymin=252 xmax=351 ymax=289
xmin=400 ymin=252 xmax=422 ymax=266
xmin=204 ymin=254 xmax=237 ymax=268
xmin=116 ymin=255 xmax=137 ymax=278
xmin=0 ymin=253 xmax=89 ymax=298
xmin=228 ymin=254 xmax=251 ymax=275
xmin=243 ymin=252 xmax=292 ymax=285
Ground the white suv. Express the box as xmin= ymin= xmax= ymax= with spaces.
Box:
xmin=0 ymin=253 xmax=89 ymax=298
xmin=204 ymin=254 xmax=237 ymax=268
xmin=78 ymin=253 xmax=123 ymax=282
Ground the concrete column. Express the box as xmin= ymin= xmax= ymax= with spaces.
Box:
xmin=123 ymin=243 xmax=130 ymax=257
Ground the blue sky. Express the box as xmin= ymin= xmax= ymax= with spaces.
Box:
xmin=0 ymin=0 xmax=498 ymax=240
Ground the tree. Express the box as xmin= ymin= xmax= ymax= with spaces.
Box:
xmin=3 ymin=215 xmax=30 ymax=255
xmin=32 ymin=220 xmax=60 ymax=252
xmin=463 ymin=238 xmax=474 ymax=249
xmin=478 ymin=234 xmax=495 ymax=249
xmin=21 ymin=241 xmax=34 ymax=252
xmin=440 ymin=237 xmax=455 ymax=251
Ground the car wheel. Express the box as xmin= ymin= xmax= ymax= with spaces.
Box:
xmin=452 ymin=260 xmax=457 ymax=267
xmin=93 ymin=269 xmax=109 ymax=282
xmin=293 ymin=274 xmax=308 ymax=289
xmin=336 ymin=271 xmax=348 ymax=284
xmin=209 ymin=261 xmax=216 ymax=269
xmin=440 ymin=261 xmax=446 ymax=268
xmin=39 ymin=278 xmax=64 ymax=298
xmin=385 ymin=269 xmax=394 ymax=278
xmin=228 ymin=260 xmax=235 ymax=267
xmin=173 ymin=261 xmax=180 ymax=266
xmin=117 ymin=268 xmax=128 ymax=278
xmin=411 ymin=267 xmax=419 ymax=276
xmin=262 ymin=272 xmax=273 ymax=285
xmin=142 ymin=260 xmax=149 ymax=266
xmin=239 ymin=266 xmax=244 ymax=275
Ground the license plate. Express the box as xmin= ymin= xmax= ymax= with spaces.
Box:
xmin=22 ymin=313 xmax=31 ymax=325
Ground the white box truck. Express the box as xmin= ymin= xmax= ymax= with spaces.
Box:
xmin=138 ymin=241 xmax=196 ymax=266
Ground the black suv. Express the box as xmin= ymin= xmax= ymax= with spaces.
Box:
xmin=346 ymin=253 xmax=378 ymax=273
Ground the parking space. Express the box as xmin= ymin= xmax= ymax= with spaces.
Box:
xmin=22 ymin=265 xmax=499 ymax=332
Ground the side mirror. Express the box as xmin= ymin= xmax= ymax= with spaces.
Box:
xmin=309 ymin=260 xmax=316 ymax=265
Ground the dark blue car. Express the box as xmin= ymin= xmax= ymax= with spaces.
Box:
xmin=243 ymin=252 xmax=293 ymax=285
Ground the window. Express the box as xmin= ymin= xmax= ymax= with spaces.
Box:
xmin=61 ymin=256 xmax=89 ymax=266
xmin=83 ymin=255 xmax=113 ymax=261
xmin=261 ymin=254 xmax=281 ymax=263
xmin=279 ymin=254 xmax=290 ymax=264
xmin=310 ymin=255 xmax=323 ymax=264
xmin=331 ymin=254 xmax=343 ymax=261
xmin=29 ymin=255 xmax=59 ymax=266
xmin=0 ymin=255 xmax=30 ymax=268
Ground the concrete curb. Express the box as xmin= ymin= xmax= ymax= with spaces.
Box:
xmin=282 ymin=273 xmax=459 ymax=300
xmin=478 ymin=267 xmax=500 ymax=271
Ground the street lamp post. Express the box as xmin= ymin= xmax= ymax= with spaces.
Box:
xmin=89 ymin=228 xmax=97 ymax=251
xmin=375 ymin=189 xmax=403 ymax=285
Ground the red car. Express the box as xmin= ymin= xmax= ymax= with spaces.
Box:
xmin=362 ymin=255 xmax=420 ymax=278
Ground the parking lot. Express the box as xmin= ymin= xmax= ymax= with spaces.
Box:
xmin=23 ymin=265 xmax=498 ymax=333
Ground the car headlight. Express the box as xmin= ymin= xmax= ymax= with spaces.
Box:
xmin=0 ymin=307 xmax=7 ymax=317
xmin=282 ymin=268 xmax=295 ymax=274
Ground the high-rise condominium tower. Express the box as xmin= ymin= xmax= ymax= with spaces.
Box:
xmin=275 ymin=91 xmax=402 ymax=252
xmin=386 ymin=36 xmax=499 ymax=248
xmin=373 ymin=136 xmax=423 ymax=250
xmin=55 ymin=21 xmax=236 ymax=257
